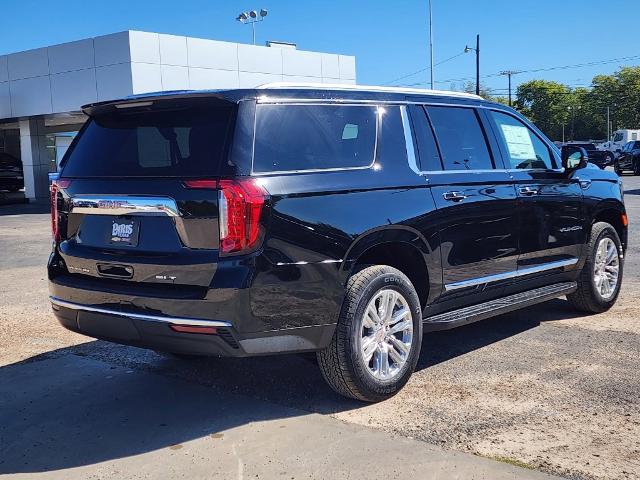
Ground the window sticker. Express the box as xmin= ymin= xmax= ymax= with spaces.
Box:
xmin=342 ymin=124 xmax=359 ymax=140
xmin=500 ymin=124 xmax=536 ymax=160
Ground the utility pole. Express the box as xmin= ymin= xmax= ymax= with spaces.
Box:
xmin=606 ymin=106 xmax=610 ymax=141
xmin=499 ymin=70 xmax=522 ymax=107
xmin=428 ymin=0 xmax=434 ymax=89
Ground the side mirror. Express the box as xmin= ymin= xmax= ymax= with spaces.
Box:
xmin=561 ymin=145 xmax=588 ymax=171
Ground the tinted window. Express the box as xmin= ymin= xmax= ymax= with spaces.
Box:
xmin=613 ymin=132 xmax=623 ymax=142
xmin=253 ymin=104 xmax=376 ymax=172
xmin=61 ymin=104 xmax=235 ymax=177
xmin=408 ymin=105 xmax=442 ymax=171
xmin=426 ymin=106 xmax=493 ymax=170
xmin=490 ymin=111 xmax=554 ymax=170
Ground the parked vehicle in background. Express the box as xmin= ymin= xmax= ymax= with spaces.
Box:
xmin=614 ymin=141 xmax=640 ymax=175
xmin=600 ymin=129 xmax=640 ymax=156
xmin=48 ymin=84 xmax=627 ymax=402
xmin=564 ymin=142 xmax=614 ymax=169
xmin=0 ymin=152 xmax=24 ymax=192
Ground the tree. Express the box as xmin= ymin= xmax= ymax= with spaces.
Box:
xmin=513 ymin=80 xmax=572 ymax=141
xmin=459 ymin=81 xmax=509 ymax=104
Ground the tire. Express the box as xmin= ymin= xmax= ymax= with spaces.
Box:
xmin=567 ymin=222 xmax=623 ymax=313
xmin=603 ymin=153 xmax=613 ymax=169
xmin=317 ymin=265 xmax=423 ymax=402
xmin=634 ymin=160 xmax=640 ymax=176
xmin=614 ymin=162 xmax=622 ymax=175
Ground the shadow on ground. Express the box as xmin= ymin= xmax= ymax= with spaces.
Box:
xmin=0 ymin=297 xmax=584 ymax=474
xmin=0 ymin=201 xmax=49 ymax=215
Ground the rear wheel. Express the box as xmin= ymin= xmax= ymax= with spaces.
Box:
xmin=317 ymin=265 xmax=423 ymax=402
xmin=634 ymin=160 xmax=640 ymax=176
xmin=567 ymin=222 xmax=623 ymax=313
xmin=603 ymin=152 xmax=613 ymax=168
xmin=614 ymin=162 xmax=622 ymax=175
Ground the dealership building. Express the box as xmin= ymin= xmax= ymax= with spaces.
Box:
xmin=0 ymin=31 xmax=356 ymax=201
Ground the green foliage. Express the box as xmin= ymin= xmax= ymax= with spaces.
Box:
xmin=512 ymin=66 xmax=640 ymax=141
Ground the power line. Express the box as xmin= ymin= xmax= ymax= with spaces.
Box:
xmin=381 ymin=51 xmax=467 ymax=86
xmin=398 ymin=53 xmax=640 ymax=87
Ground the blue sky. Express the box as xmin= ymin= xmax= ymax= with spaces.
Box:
xmin=2 ymin=0 xmax=638 ymax=97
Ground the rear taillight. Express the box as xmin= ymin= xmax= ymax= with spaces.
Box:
xmin=219 ymin=179 xmax=268 ymax=254
xmin=183 ymin=178 xmax=269 ymax=255
xmin=50 ymin=179 xmax=71 ymax=241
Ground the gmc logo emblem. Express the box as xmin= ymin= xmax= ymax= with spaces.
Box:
xmin=97 ymin=200 xmax=125 ymax=209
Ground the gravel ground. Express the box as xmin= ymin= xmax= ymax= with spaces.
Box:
xmin=1 ymin=174 xmax=639 ymax=480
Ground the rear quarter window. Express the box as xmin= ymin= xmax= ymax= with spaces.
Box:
xmin=252 ymin=104 xmax=377 ymax=173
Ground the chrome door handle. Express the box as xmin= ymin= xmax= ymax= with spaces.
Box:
xmin=443 ymin=191 xmax=467 ymax=202
xmin=519 ymin=186 xmax=539 ymax=196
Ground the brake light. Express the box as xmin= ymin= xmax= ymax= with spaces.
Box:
xmin=50 ymin=179 xmax=71 ymax=241
xmin=219 ymin=179 xmax=268 ymax=254
xmin=183 ymin=178 xmax=269 ymax=255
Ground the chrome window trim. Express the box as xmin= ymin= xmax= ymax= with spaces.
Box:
xmin=444 ymin=258 xmax=579 ymax=292
xmin=70 ymin=196 xmax=180 ymax=217
xmin=400 ymin=105 xmax=421 ymax=175
xmin=250 ymin=103 xmax=380 ymax=176
xmin=50 ymin=296 xmax=232 ymax=327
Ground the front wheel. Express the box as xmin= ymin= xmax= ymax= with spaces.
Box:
xmin=317 ymin=265 xmax=423 ymax=402
xmin=568 ymin=222 xmax=623 ymax=313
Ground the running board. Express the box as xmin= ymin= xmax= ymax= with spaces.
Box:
xmin=423 ymin=282 xmax=577 ymax=332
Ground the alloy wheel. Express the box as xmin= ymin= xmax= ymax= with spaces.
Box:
xmin=593 ymin=237 xmax=620 ymax=300
xmin=359 ymin=289 xmax=413 ymax=381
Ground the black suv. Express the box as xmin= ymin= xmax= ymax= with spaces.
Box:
xmin=49 ymin=84 xmax=627 ymax=402
xmin=614 ymin=141 xmax=640 ymax=175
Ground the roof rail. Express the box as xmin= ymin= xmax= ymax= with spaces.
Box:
xmin=256 ymin=82 xmax=483 ymax=100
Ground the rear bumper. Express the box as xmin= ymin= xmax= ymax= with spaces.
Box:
xmin=50 ymin=295 xmax=336 ymax=357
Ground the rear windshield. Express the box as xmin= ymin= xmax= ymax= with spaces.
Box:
xmin=61 ymin=104 xmax=236 ymax=178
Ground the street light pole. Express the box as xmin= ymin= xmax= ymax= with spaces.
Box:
xmin=607 ymin=106 xmax=610 ymax=141
xmin=464 ymin=35 xmax=480 ymax=96
xmin=475 ymin=34 xmax=480 ymax=96
xmin=428 ymin=0 xmax=434 ymax=89
xmin=236 ymin=9 xmax=268 ymax=45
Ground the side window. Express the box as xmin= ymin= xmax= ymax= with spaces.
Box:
xmin=407 ymin=105 xmax=442 ymax=171
xmin=490 ymin=111 xmax=555 ymax=170
xmin=253 ymin=104 xmax=377 ymax=173
xmin=426 ymin=106 xmax=494 ymax=170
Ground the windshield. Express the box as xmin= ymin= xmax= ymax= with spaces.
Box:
xmin=61 ymin=104 xmax=236 ymax=178
xmin=613 ymin=132 xmax=624 ymax=142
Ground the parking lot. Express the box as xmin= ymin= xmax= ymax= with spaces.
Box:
xmin=1 ymin=172 xmax=639 ymax=480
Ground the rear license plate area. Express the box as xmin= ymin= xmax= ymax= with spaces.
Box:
xmin=107 ymin=217 xmax=140 ymax=247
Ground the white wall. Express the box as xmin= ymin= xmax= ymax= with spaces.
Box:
xmin=0 ymin=31 xmax=356 ymax=120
